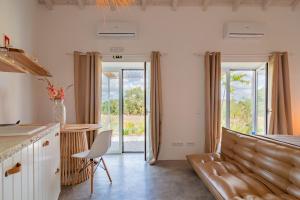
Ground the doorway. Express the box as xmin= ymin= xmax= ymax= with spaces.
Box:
xmin=101 ymin=62 xmax=150 ymax=157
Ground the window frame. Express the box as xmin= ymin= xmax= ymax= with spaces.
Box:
xmin=222 ymin=64 xmax=268 ymax=135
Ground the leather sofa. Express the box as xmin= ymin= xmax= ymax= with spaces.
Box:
xmin=187 ymin=128 xmax=300 ymax=200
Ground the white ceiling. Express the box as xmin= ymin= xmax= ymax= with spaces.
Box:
xmin=38 ymin=0 xmax=299 ymax=11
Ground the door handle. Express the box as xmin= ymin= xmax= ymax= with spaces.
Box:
xmin=42 ymin=140 xmax=50 ymax=147
xmin=5 ymin=163 xmax=21 ymax=177
xmin=55 ymin=168 xmax=60 ymax=174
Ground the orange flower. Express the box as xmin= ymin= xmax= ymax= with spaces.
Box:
xmin=56 ymin=88 xmax=65 ymax=100
xmin=39 ymin=78 xmax=70 ymax=101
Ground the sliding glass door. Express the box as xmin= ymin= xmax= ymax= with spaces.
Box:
xmin=102 ymin=62 xmax=148 ymax=155
xmin=102 ymin=71 xmax=122 ymax=153
xmin=122 ymin=70 xmax=145 ymax=152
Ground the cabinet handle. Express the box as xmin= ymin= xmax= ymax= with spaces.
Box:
xmin=42 ymin=140 xmax=50 ymax=147
xmin=5 ymin=163 xmax=21 ymax=177
xmin=55 ymin=132 xmax=59 ymax=137
xmin=55 ymin=168 xmax=60 ymax=174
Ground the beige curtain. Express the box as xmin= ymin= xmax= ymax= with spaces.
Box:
xmin=268 ymin=52 xmax=293 ymax=135
xmin=149 ymin=51 xmax=162 ymax=165
xmin=74 ymin=51 xmax=102 ymax=147
xmin=204 ymin=52 xmax=221 ymax=153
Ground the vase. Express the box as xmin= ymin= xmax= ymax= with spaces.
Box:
xmin=53 ymin=99 xmax=66 ymax=127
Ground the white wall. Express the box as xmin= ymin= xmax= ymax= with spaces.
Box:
xmin=0 ymin=0 xmax=38 ymax=124
xmin=35 ymin=5 xmax=300 ymax=159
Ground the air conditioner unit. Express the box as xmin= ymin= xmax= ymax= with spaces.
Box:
xmin=224 ymin=22 xmax=265 ymax=38
xmin=97 ymin=22 xmax=137 ymax=38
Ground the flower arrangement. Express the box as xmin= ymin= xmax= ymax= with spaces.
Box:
xmin=39 ymin=78 xmax=73 ymax=101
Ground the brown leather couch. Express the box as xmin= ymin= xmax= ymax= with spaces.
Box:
xmin=187 ymin=128 xmax=300 ymax=200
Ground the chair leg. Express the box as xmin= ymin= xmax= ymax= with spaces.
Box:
xmin=90 ymin=159 xmax=94 ymax=194
xmin=101 ymin=157 xmax=112 ymax=183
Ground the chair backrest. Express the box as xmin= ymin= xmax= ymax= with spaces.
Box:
xmin=87 ymin=130 xmax=112 ymax=159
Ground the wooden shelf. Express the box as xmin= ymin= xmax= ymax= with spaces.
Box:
xmin=0 ymin=48 xmax=52 ymax=77
xmin=0 ymin=55 xmax=28 ymax=73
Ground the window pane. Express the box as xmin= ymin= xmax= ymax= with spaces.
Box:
xmin=256 ymin=68 xmax=266 ymax=135
xmin=221 ymin=72 xmax=227 ymax=128
xmin=230 ymin=71 xmax=254 ymax=134
xmin=123 ymin=70 xmax=145 ymax=152
xmin=101 ymin=72 xmax=120 ymax=153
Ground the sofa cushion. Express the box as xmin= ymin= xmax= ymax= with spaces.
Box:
xmin=187 ymin=128 xmax=300 ymax=200
xmin=221 ymin=129 xmax=300 ymax=199
xmin=187 ymin=154 xmax=298 ymax=200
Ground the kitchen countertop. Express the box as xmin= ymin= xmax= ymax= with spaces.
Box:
xmin=0 ymin=123 xmax=60 ymax=162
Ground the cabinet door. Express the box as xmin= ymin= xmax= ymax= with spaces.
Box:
xmin=21 ymin=146 xmax=28 ymax=200
xmin=34 ymin=139 xmax=44 ymax=200
xmin=54 ymin=130 xmax=61 ymax=200
xmin=0 ymin=162 xmax=2 ymax=200
xmin=34 ymin=126 xmax=61 ymax=200
xmin=33 ymin=140 xmax=38 ymax=200
xmin=27 ymin=144 xmax=34 ymax=200
xmin=46 ymin=129 xmax=61 ymax=200
xmin=41 ymin=132 xmax=52 ymax=200
xmin=3 ymin=151 xmax=22 ymax=200
xmin=21 ymin=144 xmax=34 ymax=200
xmin=13 ymin=152 xmax=22 ymax=200
xmin=2 ymin=157 xmax=13 ymax=200
xmin=51 ymin=130 xmax=61 ymax=200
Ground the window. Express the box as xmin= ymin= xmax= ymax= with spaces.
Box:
xmin=221 ymin=62 xmax=268 ymax=135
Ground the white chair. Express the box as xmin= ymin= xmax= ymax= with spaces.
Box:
xmin=72 ymin=130 xmax=113 ymax=194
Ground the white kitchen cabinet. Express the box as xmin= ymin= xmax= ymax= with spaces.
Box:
xmin=21 ymin=147 xmax=29 ymax=200
xmin=49 ymin=131 xmax=61 ymax=200
xmin=0 ymin=161 xmax=2 ymax=200
xmin=21 ymin=143 xmax=34 ymax=200
xmin=34 ymin=127 xmax=61 ymax=200
xmin=3 ymin=156 xmax=14 ymax=200
xmin=0 ymin=124 xmax=60 ymax=200
xmin=2 ymin=151 xmax=22 ymax=200
xmin=27 ymin=144 xmax=34 ymax=200
xmin=33 ymin=138 xmax=43 ymax=200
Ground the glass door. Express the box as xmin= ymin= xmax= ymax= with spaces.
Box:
xmin=102 ymin=71 xmax=122 ymax=153
xmin=256 ymin=66 xmax=267 ymax=135
xmin=145 ymin=62 xmax=151 ymax=161
xmin=102 ymin=62 xmax=147 ymax=155
xmin=122 ymin=69 xmax=145 ymax=152
xmin=229 ymin=70 xmax=254 ymax=134
xmin=221 ymin=62 xmax=268 ymax=135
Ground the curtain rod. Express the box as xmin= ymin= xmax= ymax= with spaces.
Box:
xmin=194 ymin=52 xmax=292 ymax=56
xmin=65 ymin=52 xmax=167 ymax=56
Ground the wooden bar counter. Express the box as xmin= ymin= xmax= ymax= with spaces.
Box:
xmin=60 ymin=124 xmax=101 ymax=186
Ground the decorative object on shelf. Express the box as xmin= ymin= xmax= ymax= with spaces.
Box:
xmin=96 ymin=0 xmax=135 ymax=9
xmin=40 ymin=78 xmax=73 ymax=127
xmin=3 ymin=34 xmax=11 ymax=48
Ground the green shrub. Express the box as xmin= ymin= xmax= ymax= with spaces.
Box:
xmin=123 ymin=121 xmax=144 ymax=136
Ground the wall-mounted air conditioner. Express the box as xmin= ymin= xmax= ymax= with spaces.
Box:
xmin=97 ymin=22 xmax=137 ymax=38
xmin=224 ymin=22 xmax=265 ymax=38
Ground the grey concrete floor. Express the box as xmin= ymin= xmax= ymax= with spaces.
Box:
xmin=59 ymin=154 xmax=214 ymax=200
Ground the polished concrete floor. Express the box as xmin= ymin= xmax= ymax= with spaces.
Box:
xmin=110 ymin=135 xmax=144 ymax=152
xmin=59 ymin=154 xmax=214 ymax=200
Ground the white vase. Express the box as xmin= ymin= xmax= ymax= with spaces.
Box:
xmin=53 ymin=99 xmax=66 ymax=127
